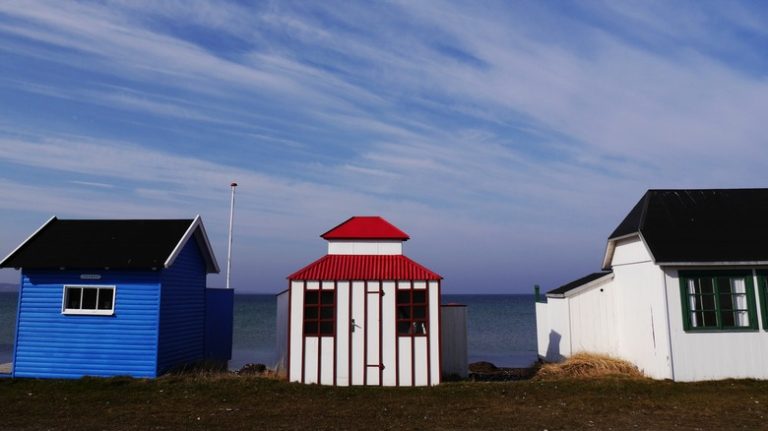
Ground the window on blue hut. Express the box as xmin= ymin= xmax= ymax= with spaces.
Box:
xmin=396 ymin=288 xmax=428 ymax=336
xmin=303 ymin=289 xmax=335 ymax=337
xmin=62 ymin=285 xmax=116 ymax=315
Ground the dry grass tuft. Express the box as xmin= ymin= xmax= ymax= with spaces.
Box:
xmin=535 ymin=352 xmax=645 ymax=380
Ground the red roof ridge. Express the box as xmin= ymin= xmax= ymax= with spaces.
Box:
xmin=320 ymin=216 xmax=410 ymax=241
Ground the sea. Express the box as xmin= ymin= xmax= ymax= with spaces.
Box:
xmin=0 ymin=292 xmax=538 ymax=369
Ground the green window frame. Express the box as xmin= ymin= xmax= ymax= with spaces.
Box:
xmin=679 ymin=270 xmax=757 ymax=331
xmin=757 ymin=271 xmax=768 ymax=330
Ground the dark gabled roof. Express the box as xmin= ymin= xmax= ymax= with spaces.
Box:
xmin=608 ymin=189 xmax=768 ymax=263
xmin=547 ymin=271 xmax=612 ymax=296
xmin=608 ymin=195 xmax=647 ymax=239
xmin=0 ymin=216 xmax=219 ymax=273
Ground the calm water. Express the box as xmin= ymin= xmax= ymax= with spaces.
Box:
xmin=0 ymin=292 xmax=537 ymax=369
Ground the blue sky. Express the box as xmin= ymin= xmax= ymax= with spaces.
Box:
xmin=1 ymin=1 xmax=767 ymax=293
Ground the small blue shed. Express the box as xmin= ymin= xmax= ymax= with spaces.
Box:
xmin=0 ymin=215 xmax=234 ymax=379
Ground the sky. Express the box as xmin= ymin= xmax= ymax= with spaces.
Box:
xmin=0 ymin=1 xmax=767 ymax=293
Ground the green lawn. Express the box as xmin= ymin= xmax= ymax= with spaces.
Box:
xmin=0 ymin=375 xmax=766 ymax=430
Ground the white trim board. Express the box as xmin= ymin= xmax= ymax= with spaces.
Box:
xmin=164 ymin=215 xmax=220 ymax=273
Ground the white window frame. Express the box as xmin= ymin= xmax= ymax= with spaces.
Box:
xmin=61 ymin=285 xmax=116 ymax=316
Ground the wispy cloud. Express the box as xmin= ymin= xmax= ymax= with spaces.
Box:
xmin=0 ymin=1 xmax=766 ymax=291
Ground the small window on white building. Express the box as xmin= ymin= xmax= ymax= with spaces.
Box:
xmin=62 ymin=285 xmax=115 ymax=315
xmin=396 ymin=288 xmax=428 ymax=336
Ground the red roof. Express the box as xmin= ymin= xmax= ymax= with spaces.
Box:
xmin=288 ymin=255 xmax=442 ymax=281
xmin=321 ymin=216 xmax=409 ymax=241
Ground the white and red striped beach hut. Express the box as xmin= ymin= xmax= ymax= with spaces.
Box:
xmin=276 ymin=216 xmax=443 ymax=386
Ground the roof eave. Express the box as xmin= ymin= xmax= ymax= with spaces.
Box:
xmin=659 ymin=260 xmax=768 ymax=267
xmin=546 ymin=272 xmax=614 ymax=299
xmin=324 ymin=237 xmax=410 ymax=241
xmin=164 ymin=215 xmax=220 ymax=273
xmin=0 ymin=215 xmax=57 ymax=269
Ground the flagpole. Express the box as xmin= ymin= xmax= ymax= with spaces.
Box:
xmin=226 ymin=182 xmax=237 ymax=290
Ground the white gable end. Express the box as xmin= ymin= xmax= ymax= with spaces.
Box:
xmin=609 ymin=235 xmax=653 ymax=267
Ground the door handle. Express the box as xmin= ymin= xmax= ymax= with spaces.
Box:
xmin=351 ymin=318 xmax=362 ymax=332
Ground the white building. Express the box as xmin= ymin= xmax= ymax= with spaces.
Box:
xmin=276 ymin=216 xmax=443 ymax=386
xmin=536 ymin=189 xmax=768 ymax=381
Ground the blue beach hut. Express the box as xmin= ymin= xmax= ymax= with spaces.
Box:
xmin=0 ymin=216 xmax=233 ymax=379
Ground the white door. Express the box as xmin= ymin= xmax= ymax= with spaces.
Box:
xmin=350 ymin=281 xmax=384 ymax=385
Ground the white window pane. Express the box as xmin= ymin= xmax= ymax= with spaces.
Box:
xmin=734 ymin=311 xmax=749 ymax=327
xmin=733 ymin=293 xmax=747 ymax=310
xmin=687 ymin=279 xmax=697 ymax=295
xmin=65 ymin=288 xmax=81 ymax=310
xmin=97 ymin=289 xmax=114 ymax=310
xmin=731 ymin=278 xmax=746 ymax=294
xmin=82 ymin=288 xmax=98 ymax=309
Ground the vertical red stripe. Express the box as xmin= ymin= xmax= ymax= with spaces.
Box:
xmin=437 ymin=280 xmax=442 ymax=385
xmin=333 ymin=280 xmax=337 ymax=387
xmin=426 ymin=282 xmax=431 ymax=386
xmin=364 ymin=280 xmax=368 ymax=386
xmin=379 ymin=280 xmax=383 ymax=386
xmin=286 ymin=281 xmax=292 ymax=381
xmin=348 ymin=281 xmax=353 ymax=385
xmin=301 ymin=281 xmax=306 ymax=384
xmin=410 ymin=280 xmax=415 ymax=387
xmin=317 ymin=282 xmax=322 ymax=385
xmin=395 ymin=281 xmax=400 ymax=387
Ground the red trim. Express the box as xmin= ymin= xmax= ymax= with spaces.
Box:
xmin=301 ymin=281 xmax=306 ymax=384
xmin=364 ymin=280 xmax=368 ymax=386
xmin=426 ymin=283 xmax=431 ymax=386
xmin=348 ymin=282 xmax=352 ymax=385
xmin=379 ymin=280 xmax=383 ymax=386
xmin=317 ymin=329 xmax=322 ymax=384
xmin=395 ymin=284 xmax=400 ymax=386
xmin=437 ymin=280 xmax=442 ymax=385
xmin=286 ymin=281 xmax=292 ymax=381
xmin=333 ymin=281 xmax=337 ymax=387
xmin=410 ymin=281 xmax=415 ymax=387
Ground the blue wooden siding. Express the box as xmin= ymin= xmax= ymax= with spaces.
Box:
xmin=13 ymin=270 xmax=160 ymax=379
xmin=205 ymin=288 xmax=234 ymax=361
xmin=157 ymin=239 xmax=206 ymax=374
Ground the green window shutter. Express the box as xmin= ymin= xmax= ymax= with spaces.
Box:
xmin=745 ymin=274 xmax=758 ymax=330
xmin=679 ymin=272 xmax=692 ymax=331
xmin=758 ymin=271 xmax=768 ymax=331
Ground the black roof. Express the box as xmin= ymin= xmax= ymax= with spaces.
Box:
xmin=609 ymin=189 xmax=768 ymax=263
xmin=548 ymin=271 xmax=612 ymax=295
xmin=0 ymin=218 xmax=219 ymax=272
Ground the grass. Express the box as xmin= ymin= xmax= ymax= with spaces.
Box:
xmin=1 ymin=373 xmax=767 ymax=430
xmin=536 ymin=352 xmax=644 ymax=380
